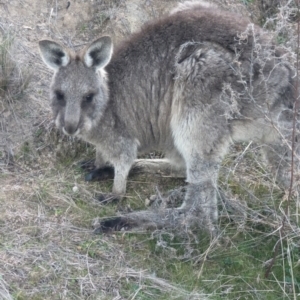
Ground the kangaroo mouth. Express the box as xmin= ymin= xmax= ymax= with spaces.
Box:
xmin=62 ymin=127 xmax=81 ymax=137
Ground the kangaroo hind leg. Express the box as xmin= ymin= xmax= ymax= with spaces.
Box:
xmin=172 ymin=110 xmax=231 ymax=232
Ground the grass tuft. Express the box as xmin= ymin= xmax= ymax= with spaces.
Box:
xmin=0 ymin=33 xmax=31 ymax=102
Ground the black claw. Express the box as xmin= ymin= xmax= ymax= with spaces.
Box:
xmin=94 ymin=217 xmax=133 ymax=233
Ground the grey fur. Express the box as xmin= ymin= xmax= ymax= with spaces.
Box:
xmin=39 ymin=1 xmax=296 ymax=233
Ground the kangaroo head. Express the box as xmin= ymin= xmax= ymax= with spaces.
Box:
xmin=39 ymin=36 xmax=113 ymax=136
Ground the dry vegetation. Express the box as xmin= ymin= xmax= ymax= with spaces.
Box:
xmin=0 ymin=0 xmax=300 ymax=299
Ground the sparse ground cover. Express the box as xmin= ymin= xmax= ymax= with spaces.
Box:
xmin=0 ymin=0 xmax=300 ymax=299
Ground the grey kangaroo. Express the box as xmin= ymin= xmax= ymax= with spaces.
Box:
xmin=39 ymin=1 xmax=296 ymax=233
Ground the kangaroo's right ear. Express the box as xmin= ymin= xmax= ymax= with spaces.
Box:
xmin=83 ymin=36 xmax=113 ymax=70
xmin=39 ymin=40 xmax=70 ymax=71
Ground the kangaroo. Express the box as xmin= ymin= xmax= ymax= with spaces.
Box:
xmin=39 ymin=1 xmax=296 ymax=233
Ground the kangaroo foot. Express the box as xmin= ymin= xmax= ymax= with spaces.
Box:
xmin=94 ymin=208 xmax=184 ymax=233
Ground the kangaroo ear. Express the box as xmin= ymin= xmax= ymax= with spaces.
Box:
xmin=83 ymin=36 xmax=113 ymax=70
xmin=39 ymin=40 xmax=70 ymax=70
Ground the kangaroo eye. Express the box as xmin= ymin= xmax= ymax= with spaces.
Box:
xmin=55 ymin=91 xmax=65 ymax=105
xmin=85 ymin=93 xmax=94 ymax=103
xmin=56 ymin=91 xmax=64 ymax=100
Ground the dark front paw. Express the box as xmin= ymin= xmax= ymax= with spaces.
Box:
xmin=94 ymin=217 xmax=135 ymax=233
xmin=85 ymin=166 xmax=114 ymax=181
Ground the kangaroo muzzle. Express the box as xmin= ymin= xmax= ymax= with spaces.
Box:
xmin=63 ymin=105 xmax=81 ymax=136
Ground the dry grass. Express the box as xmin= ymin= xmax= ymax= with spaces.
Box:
xmin=0 ymin=155 xmax=210 ymax=299
xmin=0 ymin=33 xmax=31 ymax=101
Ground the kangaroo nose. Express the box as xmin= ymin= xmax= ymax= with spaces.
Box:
xmin=63 ymin=123 xmax=79 ymax=136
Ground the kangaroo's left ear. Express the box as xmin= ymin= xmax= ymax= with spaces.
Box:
xmin=83 ymin=36 xmax=113 ymax=70
xmin=39 ymin=40 xmax=70 ymax=71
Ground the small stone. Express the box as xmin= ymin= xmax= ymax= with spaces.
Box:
xmin=149 ymin=195 xmax=157 ymax=201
